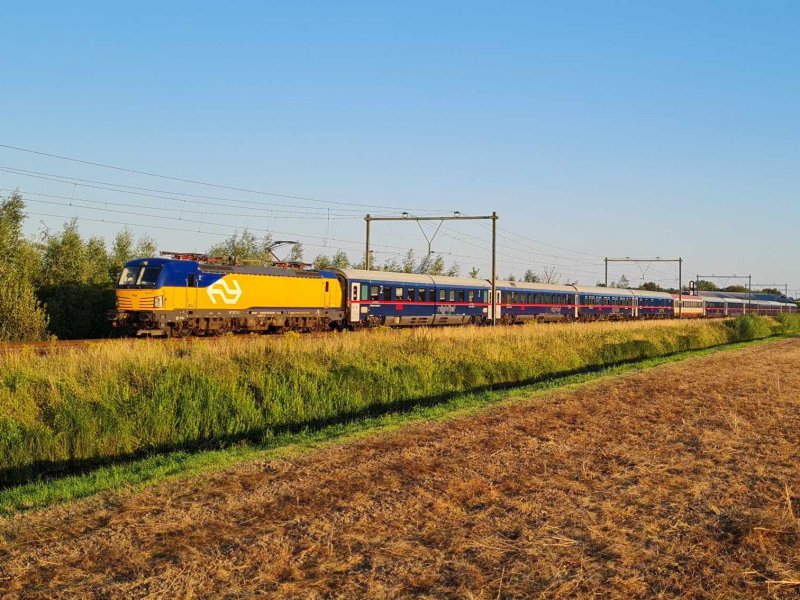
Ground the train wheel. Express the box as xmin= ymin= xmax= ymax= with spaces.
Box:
xmin=176 ymin=321 xmax=196 ymax=338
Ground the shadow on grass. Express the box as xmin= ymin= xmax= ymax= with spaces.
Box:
xmin=0 ymin=336 xmax=775 ymax=488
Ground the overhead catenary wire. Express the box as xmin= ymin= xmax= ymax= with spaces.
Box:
xmin=0 ymin=167 xmax=371 ymax=216
xmin=0 ymin=144 xmax=451 ymax=213
xmin=0 ymin=188 xmax=364 ymax=221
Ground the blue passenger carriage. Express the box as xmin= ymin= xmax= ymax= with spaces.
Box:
xmin=575 ymin=286 xmax=635 ymax=321
xmin=334 ymin=269 xmax=490 ymax=327
xmin=630 ymin=290 xmax=674 ymax=319
xmin=494 ymin=281 xmax=578 ymax=323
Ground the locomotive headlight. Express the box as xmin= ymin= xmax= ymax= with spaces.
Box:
xmin=154 ymin=296 xmax=163 ymax=308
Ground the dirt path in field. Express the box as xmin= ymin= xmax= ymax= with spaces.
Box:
xmin=3 ymin=340 xmax=800 ymax=598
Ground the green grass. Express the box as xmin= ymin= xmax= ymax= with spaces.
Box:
xmin=0 ymin=332 xmax=793 ymax=516
xmin=1 ymin=314 xmax=798 ymax=514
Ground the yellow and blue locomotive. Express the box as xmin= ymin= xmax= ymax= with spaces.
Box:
xmin=110 ymin=257 xmax=344 ymax=336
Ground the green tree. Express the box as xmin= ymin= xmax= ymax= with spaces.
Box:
xmin=109 ymin=229 xmax=159 ymax=282
xmin=109 ymin=229 xmax=135 ymax=280
xmin=37 ymin=220 xmax=115 ymax=339
xmin=208 ymin=230 xmax=273 ymax=264
xmin=313 ymin=254 xmax=332 ymax=270
xmin=639 ymin=282 xmax=665 ymax=292
xmin=723 ymin=285 xmax=750 ymax=293
xmin=759 ymin=288 xmax=783 ymax=296
xmin=288 ymin=242 xmax=304 ymax=263
xmin=696 ymin=280 xmax=719 ymax=291
xmin=523 ymin=269 xmax=540 ymax=283
xmin=353 ymin=250 xmax=377 ymax=270
xmin=0 ymin=193 xmax=49 ymax=341
xmin=331 ymin=250 xmax=350 ymax=268
xmin=135 ymin=234 xmax=157 ymax=258
xmin=402 ymin=249 xmax=416 ymax=274
xmin=382 ymin=257 xmax=401 ymax=272
xmin=469 ymin=267 xmax=480 ymax=279
xmin=445 ymin=263 xmax=460 ymax=277
xmin=417 ymin=254 xmax=445 ymax=275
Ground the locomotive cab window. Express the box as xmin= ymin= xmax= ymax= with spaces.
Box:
xmin=118 ymin=266 xmax=162 ymax=288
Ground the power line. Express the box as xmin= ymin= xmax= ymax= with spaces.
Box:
xmin=0 ymin=143 xmax=449 ymax=213
xmin=1 ymin=188 xmax=363 ymax=221
xmin=0 ymin=166 xmax=369 ymax=216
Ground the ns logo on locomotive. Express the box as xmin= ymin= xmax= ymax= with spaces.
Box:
xmin=109 ymin=256 xmax=797 ymax=337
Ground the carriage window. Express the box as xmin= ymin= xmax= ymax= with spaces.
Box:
xmin=370 ymin=286 xmax=380 ymax=301
xmin=468 ymin=290 xmax=475 ymax=303
xmin=428 ymin=289 xmax=436 ymax=302
xmin=395 ymin=287 xmax=403 ymax=301
xmin=449 ymin=289 xmax=456 ymax=302
xmin=458 ymin=290 xmax=465 ymax=303
xmin=361 ymin=285 xmax=369 ymax=301
xmin=407 ymin=288 xmax=415 ymax=302
xmin=439 ymin=289 xmax=446 ymax=302
xmin=383 ymin=286 xmax=392 ymax=301
xmin=418 ymin=288 xmax=426 ymax=302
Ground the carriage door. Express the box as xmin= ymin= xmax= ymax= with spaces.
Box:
xmin=349 ymin=282 xmax=361 ymax=322
xmin=494 ymin=289 xmax=502 ymax=320
xmin=186 ymin=273 xmax=198 ymax=309
xmin=323 ymin=280 xmax=331 ymax=310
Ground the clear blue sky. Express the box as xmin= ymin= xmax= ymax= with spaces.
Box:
xmin=1 ymin=1 xmax=797 ymax=290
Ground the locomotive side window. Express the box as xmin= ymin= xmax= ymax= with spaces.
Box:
xmin=187 ymin=274 xmax=196 ymax=287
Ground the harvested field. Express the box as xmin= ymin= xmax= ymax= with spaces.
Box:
xmin=2 ymin=339 xmax=800 ymax=598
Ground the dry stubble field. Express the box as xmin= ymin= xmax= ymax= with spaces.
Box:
xmin=2 ymin=339 xmax=800 ymax=598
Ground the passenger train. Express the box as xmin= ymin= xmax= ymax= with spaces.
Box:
xmin=109 ymin=257 xmax=798 ymax=336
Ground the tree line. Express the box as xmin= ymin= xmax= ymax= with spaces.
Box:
xmin=6 ymin=192 xmax=786 ymax=342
